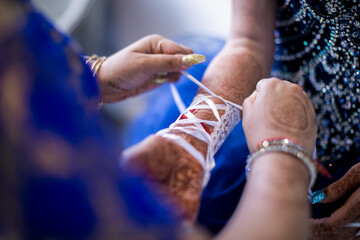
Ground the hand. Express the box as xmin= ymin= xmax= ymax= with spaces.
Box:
xmin=121 ymin=135 xmax=204 ymax=225
xmin=310 ymin=162 xmax=360 ymax=240
xmin=242 ymin=78 xmax=318 ymax=155
xmin=97 ymin=35 xmax=195 ymax=103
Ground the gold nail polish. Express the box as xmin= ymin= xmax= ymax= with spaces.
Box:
xmin=151 ymin=78 xmax=169 ymax=84
xmin=182 ymin=54 xmax=206 ymax=66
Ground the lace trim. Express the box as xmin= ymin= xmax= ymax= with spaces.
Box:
xmin=156 ymin=72 xmax=242 ymax=187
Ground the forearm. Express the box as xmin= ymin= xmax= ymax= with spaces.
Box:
xmin=216 ymin=152 xmax=310 ymax=240
xmin=173 ymin=0 xmax=277 ymax=157
xmin=199 ymin=0 xmax=276 ymax=105
xmin=150 ymin=0 xmax=278 ymax=223
xmin=199 ymin=42 xmax=264 ymax=105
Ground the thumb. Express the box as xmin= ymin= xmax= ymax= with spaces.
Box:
xmin=142 ymin=54 xmax=205 ymax=74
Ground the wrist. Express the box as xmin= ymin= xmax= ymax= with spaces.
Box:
xmin=83 ymin=54 xmax=107 ymax=109
xmin=252 ymin=152 xmax=310 ymax=189
xmin=156 ymin=93 xmax=241 ymax=187
xmin=246 ymin=138 xmax=317 ymax=190
xmin=201 ymin=49 xmax=262 ymax=106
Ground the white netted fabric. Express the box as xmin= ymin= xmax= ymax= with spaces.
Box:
xmin=156 ymin=71 xmax=242 ymax=187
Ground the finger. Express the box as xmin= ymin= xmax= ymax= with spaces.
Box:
xmin=255 ymin=78 xmax=266 ymax=92
xmin=242 ymin=90 xmax=258 ymax=116
xmin=255 ymin=77 xmax=281 ymax=93
xmin=322 ymin=163 xmax=360 ymax=203
xmin=149 ymin=35 xmax=194 ymax=55
xmin=143 ymin=54 xmax=188 ymax=73
xmin=164 ymin=72 xmax=182 ymax=83
xmin=142 ymin=54 xmax=205 ymax=74
xmin=310 ymin=188 xmax=360 ymax=238
xmin=348 ymin=217 xmax=360 ymax=240
xmin=327 ymin=187 xmax=360 ymax=228
xmin=182 ymin=54 xmax=206 ymax=66
xmin=310 ymin=217 xmax=334 ymax=237
xmin=332 ymin=228 xmax=360 ymax=240
xmin=150 ymin=72 xmax=181 ymax=84
xmin=311 ymin=217 xmax=360 ymax=240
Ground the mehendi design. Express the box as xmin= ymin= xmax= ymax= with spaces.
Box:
xmin=266 ymin=93 xmax=310 ymax=134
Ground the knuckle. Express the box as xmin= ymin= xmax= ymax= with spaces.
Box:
xmin=348 ymin=163 xmax=360 ymax=174
xmin=136 ymin=55 xmax=146 ymax=66
xmin=146 ymin=34 xmax=165 ymax=52
xmin=269 ymin=77 xmax=281 ymax=82
xmin=268 ymin=77 xmax=281 ymax=83
xmin=265 ymin=77 xmax=281 ymax=87
xmin=242 ymin=97 xmax=250 ymax=108
xmin=289 ymin=84 xmax=303 ymax=94
xmin=148 ymin=34 xmax=162 ymax=40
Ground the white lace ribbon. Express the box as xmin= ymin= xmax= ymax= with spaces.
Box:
xmin=156 ymin=71 xmax=242 ymax=187
xmin=345 ymin=223 xmax=360 ymax=236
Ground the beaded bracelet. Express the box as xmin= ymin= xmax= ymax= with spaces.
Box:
xmin=245 ymin=138 xmax=317 ymax=189
xmin=83 ymin=54 xmax=107 ymax=110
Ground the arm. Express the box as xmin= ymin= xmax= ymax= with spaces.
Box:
xmin=216 ymin=152 xmax=310 ymax=240
xmin=216 ymin=78 xmax=318 ymax=240
xmin=199 ymin=0 xmax=277 ymax=105
xmin=121 ymin=0 xmax=278 ymax=224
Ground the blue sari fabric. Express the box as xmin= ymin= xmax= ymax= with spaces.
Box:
xmin=0 ymin=1 xmax=178 ymax=239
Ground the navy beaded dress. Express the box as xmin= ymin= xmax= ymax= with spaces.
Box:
xmin=128 ymin=0 xmax=360 ymax=235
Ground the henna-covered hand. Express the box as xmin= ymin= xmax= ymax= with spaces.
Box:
xmin=120 ymin=93 xmax=231 ymax=225
xmin=242 ymin=78 xmax=318 ymax=155
xmin=121 ymin=135 xmax=204 ymax=225
xmin=310 ymin=162 xmax=360 ymax=240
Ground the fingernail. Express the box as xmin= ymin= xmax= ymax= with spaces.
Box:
xmin=151 ymin=78 xmax=169 ymax=84
xmin=308 ymin=190 xmax=325 ymax=204
xmin=182 ymin=54 xmax=206 ymax=66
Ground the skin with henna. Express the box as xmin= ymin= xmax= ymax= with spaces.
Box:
xmin=310 ymin=162 xmax=360 ymax=240
xmin=243 ymin=78 xmax=317 ymax=157
xmin=224 ymin=78 xmax=318 ymax=240
xmin=226 ymin=1 xmax=360 ymax=238
xmin=121 ymin=0 xmax=277 ymax=225
xmin=121 ymin=51 xmax=266 ymax=224
xmin=267 ymin=93 xmax=310 ymax=133
xmin=122 ymin=135 xmax=203 ymax=225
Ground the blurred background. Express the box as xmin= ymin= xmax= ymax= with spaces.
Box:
xmin=32 ymin=0 xmax=231 ymax=144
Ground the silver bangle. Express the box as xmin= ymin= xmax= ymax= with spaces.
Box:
xmin=245 ymin=138 xmax=317 ymax=189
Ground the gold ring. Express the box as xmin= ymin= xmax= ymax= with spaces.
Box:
xmin=151 ymin=78 xmax=169 ymax=84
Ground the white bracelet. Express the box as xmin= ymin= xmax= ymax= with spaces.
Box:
xmin=245 ymin=138 xmax=317 ymax=189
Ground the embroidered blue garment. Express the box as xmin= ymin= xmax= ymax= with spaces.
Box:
xmin=0 ymin=1 xmax=178 ymax=239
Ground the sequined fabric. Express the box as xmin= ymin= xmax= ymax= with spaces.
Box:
xmin=273 ymin=0 xmax=360 ymax=165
